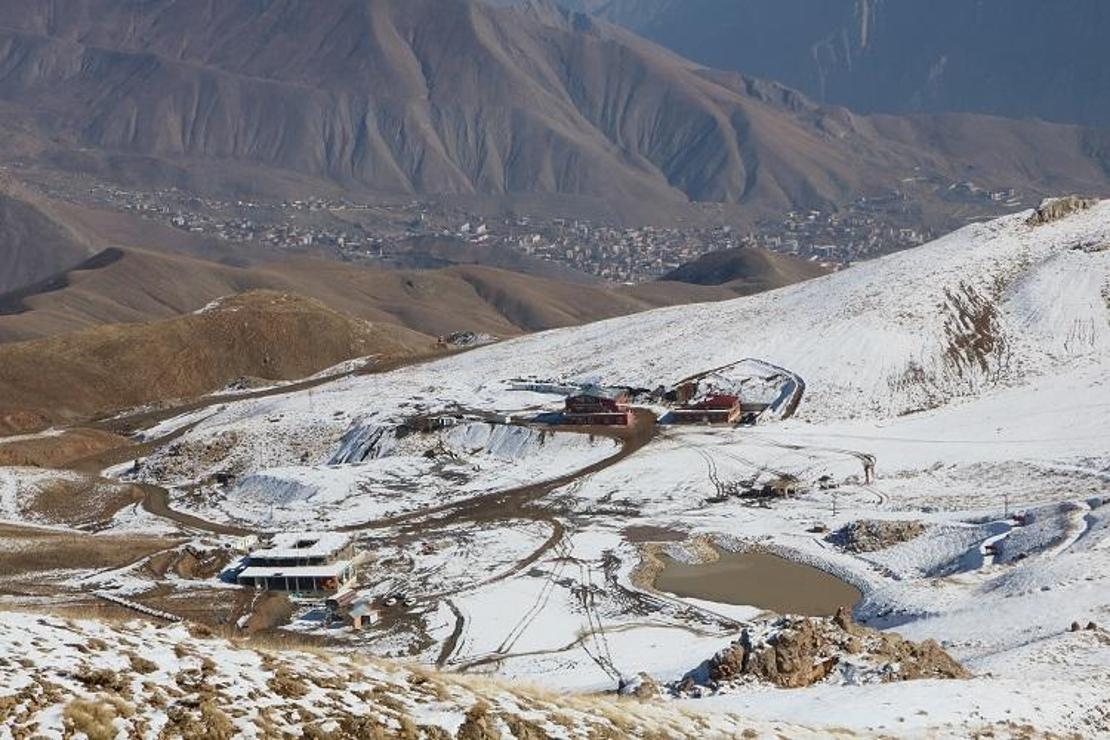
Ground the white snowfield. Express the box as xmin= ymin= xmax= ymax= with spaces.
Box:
xmin=74 ymin=200 xmax=1110 ymax=737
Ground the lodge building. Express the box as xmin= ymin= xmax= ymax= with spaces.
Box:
xmin=669 ymin=393 xmax=743 ymax=425
xmin=236 ymin=531 xmax=357 ymax=593
xmin=562 ymin=386 xmax=632 ymax=426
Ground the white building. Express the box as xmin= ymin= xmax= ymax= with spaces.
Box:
xmin=236 ymin=532 xmax=357 ymax=593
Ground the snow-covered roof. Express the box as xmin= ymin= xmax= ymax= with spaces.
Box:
xmin=238 ymin=561 xmax=353 ymax=580
xmin=569 ymin=384 xmax=626 ymax=400
xmin=250 ymin=531 xmax=352 ymax=560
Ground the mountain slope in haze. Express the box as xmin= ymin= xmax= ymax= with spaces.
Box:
xmin=544 ymin=0 xmax=1110 ymax=128
xmin=0 ymin=179 xmax=94 ymax=293
xmin=0 ymin=291 xmax=437 ymax=425
xmin=660 ymin=246 xmax=830 ymax=291
xmin=0 ymin=0 xmax=1106 ymax=224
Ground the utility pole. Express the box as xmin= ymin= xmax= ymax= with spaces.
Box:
xmin=1004 ymin=494 xmax=1010 ymax=519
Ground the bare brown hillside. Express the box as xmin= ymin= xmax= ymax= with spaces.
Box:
xmin=0 ymin=245 xmax=751 ymax=343
xmin=0 ymin=241 xmax=821 ymax=430
xmin=659 ymin=245 xmax=831 ymax=291
xmin=0 ymin=178 xmax=94 ymax=293
xmin=0 ymin=291 xmax=437 ymax=427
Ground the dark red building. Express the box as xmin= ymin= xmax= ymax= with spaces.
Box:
xmin=562 ymin=388 xmax=632 ymax=426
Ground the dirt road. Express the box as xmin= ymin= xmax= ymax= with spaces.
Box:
xmin=134 ymin=483 xmax=252 ymax=537
xmin=340 ymin=410 xmax=656 ymax=533
xmin=50 ymin=348 xmax=477 ymax=537
xmin=121 ymin=412 xmax=654 ymax=540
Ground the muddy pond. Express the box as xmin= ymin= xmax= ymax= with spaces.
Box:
xmin=655 ymin=548 xmax=861 ymax=616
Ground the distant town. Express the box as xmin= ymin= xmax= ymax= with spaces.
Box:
xmin=16 ymin=165 xmax=1024 ymax=283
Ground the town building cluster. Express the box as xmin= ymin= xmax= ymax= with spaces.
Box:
xmin=16 ymin=165 xmax=1027 ymax=284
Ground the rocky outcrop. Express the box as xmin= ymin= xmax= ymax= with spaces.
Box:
xmin=706 ymin=619 xmax=841 ymax=689
xmin=1027 ymin=196 xmax=1099 ymax=226
xmin=674 ymin=607 xmax=968 ymax=693
xmin=827 ymin=519 xmax=926 ymax=553
xmin=618 ymin=672 xmax=662 ymax=699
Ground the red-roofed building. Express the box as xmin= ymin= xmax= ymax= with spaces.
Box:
xmin=669 ymin=393 xmax=742 ymax=425
xmin=562 ymin=387 xmax=632 ymax=426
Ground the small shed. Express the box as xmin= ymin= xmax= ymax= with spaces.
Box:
xmin=348 ymin=600 xmax=380 ymax=630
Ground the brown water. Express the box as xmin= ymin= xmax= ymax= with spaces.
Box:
xmin=655 ymin=548 xmax=861 ymax=616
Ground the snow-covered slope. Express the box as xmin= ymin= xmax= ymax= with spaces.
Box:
xmin=92 ymin=201 xmax=1110 ymax=737
xmin=151 ymin=200 xmax=1110 ymax=470
xmin=196 ymin=422 xmax=618 ymax=528
xmin=0 ymin=611 xmax=833 ymax=739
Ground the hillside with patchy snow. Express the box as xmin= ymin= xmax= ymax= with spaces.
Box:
xmin=140 ymin=199 xmax=1110 ymax=475
xmin=0 ymin=611 xmax=832 ymax=739
xmin=64 ymin=200 xmax=1110 ymax=738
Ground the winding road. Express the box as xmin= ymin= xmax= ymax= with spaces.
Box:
xmin=61 ymin=366 xmax=658 ymax=549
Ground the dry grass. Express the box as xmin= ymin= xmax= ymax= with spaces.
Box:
xmin=8 ymin=605 xmax=843 ymax=740
xmin=62 ymin=695 xmax=134 ymax=740
xmin=0 ymin=429 xmax=130 ymax=468
xmin=72 ymin=667 xmax=126 ymax=693
xmin=0 ymin=524 xmax=179 ymax=576
xmin=456 ymin=701 xmax=498 ymax=740
xmin=162 ymin=697 xmax=236 ymax=740
xmin=267 ymin=667 xmax=310 ymax=699
xmin=0 ymin=289 xmax=438 ymax=425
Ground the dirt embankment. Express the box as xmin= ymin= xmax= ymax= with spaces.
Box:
xmin=0 ymin=470 xmax=143 ymax=530
xmin=0 ymin=523 xmax=178 ymax=577
xmin=145 ymin=546 xmax=232 ymax=581
xmin=630 ymin=535 xmax=721 ymax=592
xmin=0 ymin=429 xmax=130 ymax=467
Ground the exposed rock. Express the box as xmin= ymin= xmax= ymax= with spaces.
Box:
xmin=618 ymin=672 xmax=661 ymax=700
xmin=439 ymin=331 xmax=497 ymax=348
xmin=827 ymin=519 xmax=926 ymax=553
xmin=740 ymin=619 xmax=841 ymax=689
xmin=673 ymin=609 xmax=969 ymax=693
xmin=1026 ymin=196 xmax=1098 ymax=226
xmin=1071 ymin=240 xmax=1110 ymax=253
xmin=707 ymin=643 xmax=747 ymax=683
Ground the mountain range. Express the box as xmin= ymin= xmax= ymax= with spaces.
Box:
xmin=0 ymin=0 xmax=1106 ymax=227
xmin=521 ymin=0 xmax=1110 ymax=127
